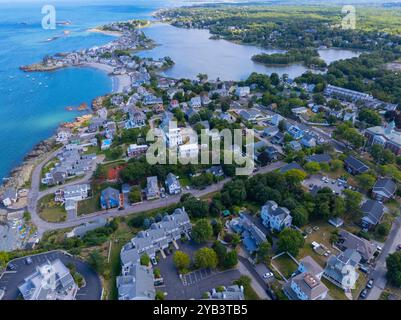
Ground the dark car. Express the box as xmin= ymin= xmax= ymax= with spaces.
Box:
xmin=397 ymin=244 xmax=401 ymax=251
xmin=7 ymin=263 xmax=16 ymax=271
xmin=360 ymin=289 xmax=368 ymax=299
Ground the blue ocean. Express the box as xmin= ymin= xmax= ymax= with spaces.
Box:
xmin=0 ymin=0 xmax=185 ymax=181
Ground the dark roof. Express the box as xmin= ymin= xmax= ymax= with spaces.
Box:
xmin=373 ymin=178 xmax=397 ymax=198
xmin=280 ymin=162 xmax=304 ymax=174
xmin=361 ymin=200 xmax=384 ymax=225
xmin=306 ymin=154 xmax=332 ymax=163
xmin=344 ymin=156 xmax=369 ymax=173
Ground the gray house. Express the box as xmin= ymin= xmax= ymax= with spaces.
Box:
xmin=165 ymin=173 xmax=181 ymax=195
xmin=146 ymin=176 xmax=160 ymax=200
xmin=116 ymin=264 xmax=155 ymax=300
xmin=372 ymin=178 xmax=397 ymax=202
xmin=323 ymin=249 xmax=361 ymax=290
xmin=261 ymin=200 xmax=292 ymax=231
xmin=361 ymin=200 xmax=385 ymax=229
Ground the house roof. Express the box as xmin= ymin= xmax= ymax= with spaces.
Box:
xmin=306 ymin=154 xmax=332 ymax=163
xmin=344 ymin=156 xmax=369 ymax=173
xmin=373 ymin=178 xmax=397 ymax=198
xmin=117 ymin=264 xmax=155 ymax=300
xmin=299 ymin=256 xmax=324 ymax=277
xmin=338 ymin=230 xmax=376 ymax=262
xmin=292 ymin=272 xmax=328 ymax=300
xmin=360 ymin=200 xmax=384 ymax=225
xmin=101 ymin=187 xmax=120 ymax=201
xmin=279 ymin=162 xmax=305 ymax=174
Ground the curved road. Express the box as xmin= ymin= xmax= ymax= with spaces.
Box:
xmin=27 ymin=149 xmax=284 ymax=237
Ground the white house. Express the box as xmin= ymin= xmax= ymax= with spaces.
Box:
xmin=165 ymin=173 xmax=181 ymax=195
xmin=178 ymin=143 xmax=199 ymax=159
xmin=235 ymin=86 xmax=250 ymax=97
xmin=261 ymin=200 xmax=292 ymax=231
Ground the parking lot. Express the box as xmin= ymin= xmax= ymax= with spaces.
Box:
xmin=156 ymin=240 xmax=242 ymax=300
xmin=0 ymin=250 xmax=102 ymax=300
xmin=303 ymin=175 xmax=349 ymax=196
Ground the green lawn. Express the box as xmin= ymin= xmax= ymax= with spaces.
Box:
xmin=322 ymin=278 xmax=348 ymax=300
xmin=272 ymin=254 xmax=298 ymax=279
xmin=77 ymin=194 xmax=101 ymax=216
xmin=38 ymin=194 xmax=67 ymax=223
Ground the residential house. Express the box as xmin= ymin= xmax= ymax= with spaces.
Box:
xmin=365 ymin=121 xmax=401 ymax=155
xmin=165 ymin=173 xmax=181 ymax=195
xmin=337 ymin=230 xmax=376 ymax=263
xmin=235 ymin=86 xmax=250 ymax=97
xmin=230 ymin=213 xmax=266 ymax=254
xmin=283 ymin=272 xmax=328 ymax=300
xmin=101 ymin=139 xmax=112 ymax=151
xmin=206 ymin=285 xmax=245 ymax=300
xmin=270 ymin=114 xmax=284 ymax=126
xmin=279 ymin=162 xmax=305 ymax=174
xmin=206 ymin=165 xmax=224 ymax=177
xmin=178 ymin=144 xmax=198 ymax=159
xmin=301 ymin=134 xmax=316 ymax=148
xmin=62 ymin=184 xmax=90 ymax=202
xmin=66 ymin=218 xmax=107 ymax=238
xmin=344 ymin=156 xmax=369 ymax=175
xmin=190 ymin=96 xmax=202 ymax=108
xmin=18 ymin=259 xmax=77 ymax=300
xmin=372 ymin=178 xmax=397 ymax=202
xmin=323 ymin=249 xmax=361 ymax=290
xmin=126 ymin=108 xmax=146 ymax=129
xmin=271 ymin=132 xmax=284 ymax=145
xmin=100 ymin=187 xmax=120 ymax=209
xmin=360 ymin=200 xmax=385 ymax=229
xmin=291 ymin=107 xmax=308 ymax=116
xmin=263 ymin=126 xmax=279 ymax=138
xmin=261 ymin=201 xmax=292 ymax=231
xmin=298 ymin=256 xmax=324 ymax=279
xmin=289 ymin=140 xmax=302 ymax=151
xmin=288 ymin=125 xmax=304 ymax=140
xmin=169 ymin=99 xmax=179 ymax=110
xmin=127 ymin=144 xmax=148 ymax=158
xmin=305 ymin=154 xmax=332 ymax=163
xmin=2 ymin=188 xmax=17 ymax=207
xmin=116 ymin=264 xmax=155 ymax=300
xmin=146 ymin=176 xmax=160 ymax=200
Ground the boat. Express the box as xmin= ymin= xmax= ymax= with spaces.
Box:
xmin=66 ymin=106 xmax=74 ymax=111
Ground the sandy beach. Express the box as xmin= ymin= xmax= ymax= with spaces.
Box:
xmin=83 ymin=62 xmax=131 ymax=93
xmin=87 ymin=28 xmax=122 ymax=37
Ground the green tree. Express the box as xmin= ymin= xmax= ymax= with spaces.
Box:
xmin=304 ymin=161 xmax=321 ymax=175
xmin=212 ymin=241 xmax=227 ymax=266
xmin=277 ymin=228 xmax=305 ymax=257
xmin=173 ymin=251 xmax=191 ymax=272
xmin=0 ymin=251 xmax=9 ymax=269
xmin=386 ymin=251 xmax=401 ymax=287
xmin=343 ymin=189 xmax=363 ymax=217
xmin=292 ymin=206 xmax=309 ymax=227
xmin=284 ymin=169 xmax=307 ymax=186
xmin=223 ymin=250 xmax=238 ymax=268
xmin=87 ymin=250 xmax=106 ymax=274
xmin=140 ymin=253 xmax=150 ymax=266
xmin=355 ymin=173 xmax=376 ymax=191
xmin=194 ymin=247 xmax=218 ymax=269
xmin=257 ymin=241 xmax=271 ymax=263
xmin=377 ymin=222 xmax=391 ymax=237
xmin=128 ymin=186 xmax=142 ymax=203
xmin=330 ymin=159 xmax=343 ymax=172
xmin=192 ymin=219 xmax=213 ymax=243
xmin=156 ymin=291 xmax=165 ymax=300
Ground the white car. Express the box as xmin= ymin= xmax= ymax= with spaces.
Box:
xmin=263 ymin=272 xmax=274 ymax=279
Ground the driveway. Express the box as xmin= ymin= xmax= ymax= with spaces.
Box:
xmin=0 ymin=250 xmax=102 ymax=300
xmin=367 ymin=216 xmax=401 ymax=300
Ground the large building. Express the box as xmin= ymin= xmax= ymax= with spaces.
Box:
xmin=118 ymin=208 xmax=192 ymax=300
xmin=261 ymin=201 xmax=292 ymax=231
xmin=365 ymin=121 xmax=401 ymax=155
xmin=18 ymin=259 xmax=77 ymax=300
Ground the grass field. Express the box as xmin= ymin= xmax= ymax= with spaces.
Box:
xmin=272 ymin=253 xmax=298 ymax=279
xmin=38 ymin=194 xmax=67 ymax=223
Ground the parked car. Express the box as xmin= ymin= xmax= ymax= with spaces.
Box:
xmin=397 ymin=244 xmax=401 ymax=251
xmin=359 ymin=265 xmax=369 ymax=274
xmin=150 ymin=257 xmax=158 ymax=266
xmin=360 ymin=289 xmax=368 ymax=299
xmin=7 ymin=263 xmax=16 ymax=271
xmin=25 ymin=257 xmax=32 ymax=265
xmin=263 ymin=272 xmax=274 ymax=279
xmin=367 ymin=279 xmax=374 ymax=289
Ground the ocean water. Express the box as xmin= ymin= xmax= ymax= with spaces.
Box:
xmin=0 ymin=0 xmax=179 ymax=181
xmin=0 ymin=0 xmax=361 ymax=181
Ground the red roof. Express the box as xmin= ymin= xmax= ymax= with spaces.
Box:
xmin=107 ymin=165 xmax=127 ymax=181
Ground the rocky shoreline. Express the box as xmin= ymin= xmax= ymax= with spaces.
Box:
xmin=1 ymin=137 xmax=58 ymax=193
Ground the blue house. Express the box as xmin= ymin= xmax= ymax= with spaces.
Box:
xmin=101 ymin=187 xmax=120 ymax=209
xmin=287 ymin=125 xmax=304 ymax=140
